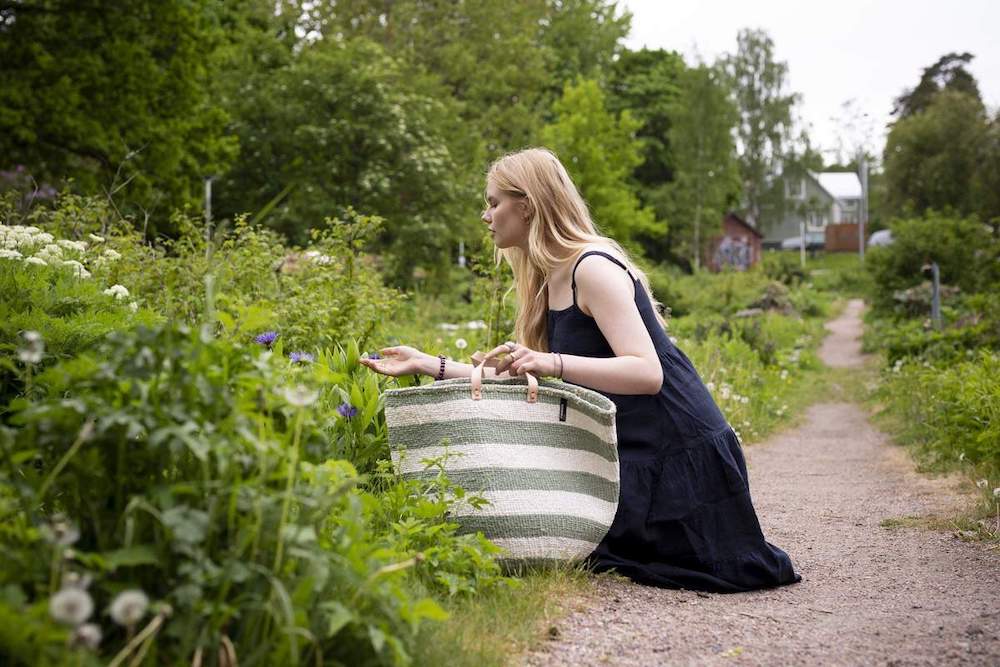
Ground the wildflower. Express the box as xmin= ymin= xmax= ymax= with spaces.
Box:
xmin=289 ymin=351 xmax=314 ymax=364
xmin=780 ymin=369 xmax=789 ymax=380
xmin=58 ymin=239 xmax=87 ymax=252
xmin=103 ymin=284 xmax=130 ymax=301
xmin=109 ymin=589 xmax=149 ymax=627
xmin=254 ymin=331 xmax=279 ymax=347
xmin=976 ymin=479 xmax=988 ymax=489
xmin=706 ymin=382 xmax=716 ymax=391
xmin=337 ymin=402 xmax=358 ymax=419
xmin=49 ymin=588 xmax=94 ymax=626
xmin=282 ymin=384 xmax=319 ymax=407
xmin=70 ymin=623 xmax=102 ymax=650
xmin=367 ymin=353 xmax=381 ymax=360
xmin=101 ymin=248 xmax=122 ymax=262
xmin=993 ymin=488 xmax=1000 ymax=498
xmin=739 ymin=396 xmax=749 ymax=404
xmin=33 ymin=232 xmax=54 ymax=244
xmin=959 ymin=452 xmax=966 ymax=462
xmin=17 ymin=330 xmax=44 ymax=364
xmin=128 ymin=301 xmax=138 ymax=313
xmin=41 ymin=514 xmax=79 ymax=546
xmin=466 ymin=320 xmax=487 ymax=330
xmin=669 ymin=336 xmax=678 ymax=345
xmin=87 ymin=233 xmax=105 ymax=243
xmin=0 ymin=249 xmax=22 ymax=260
xmin=61 ymin=260 xmax=91 ymax=279
xmin=455 ymin=338 xmax=468 ymax=350
xmin=25 ymin=256 xmax=47 ymax=266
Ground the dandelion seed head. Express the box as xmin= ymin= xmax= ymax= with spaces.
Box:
xmin=70 ymin=623 xmax=102 ymax=650
xmin=110 ymin=589 xmax=149 ymax=627
xmin=49 ymin=588 xmax=94 ymax=626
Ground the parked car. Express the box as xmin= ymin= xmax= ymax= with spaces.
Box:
xmin=868 ymin=229 xmax=893 ymax=247
xmin=779 ymin=232 xmax=825 ymax=251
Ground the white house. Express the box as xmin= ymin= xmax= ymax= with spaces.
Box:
xmin=763 ymin=171 xmax=864 ymax=248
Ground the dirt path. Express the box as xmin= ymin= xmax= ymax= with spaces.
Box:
xmin=525 ymin=299 xmax=1000 ymax=666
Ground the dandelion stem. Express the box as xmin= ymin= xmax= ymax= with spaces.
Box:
xmin=273 ymin=408 xmax=304 ymax=572
xmin=107 ymin=610 xmax=166 ymax=667
xmin=37 ymin=420 xmax=94 ymax=504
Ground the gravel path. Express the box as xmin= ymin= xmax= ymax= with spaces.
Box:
xmin=524 ymin=299 xmax=1000 ymax=666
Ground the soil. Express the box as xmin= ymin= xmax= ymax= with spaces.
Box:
xmin=523 ymin=299 xmax=1000 ymax=666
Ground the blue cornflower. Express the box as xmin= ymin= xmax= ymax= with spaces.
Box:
xmin=368 ymin=353 xmax=381 ymax=360
xmin=254 ymin=331 xmax=279 ymax=347
xmin=289 ymin=351 xmax=315 ymax=364
xmin=337 ymin=402 xmax=358 ymax=419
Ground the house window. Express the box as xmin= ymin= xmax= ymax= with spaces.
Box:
xmin=786 ymin=178 xmax=805 ymax=199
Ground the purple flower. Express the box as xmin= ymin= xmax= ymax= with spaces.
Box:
xmin=254 ymin=331 xmax=279 ymax=347
xmin=368 ymin=353 xmax=381 ymax=360
xmin=337 ymin=402 xmax=358 ymax=419
xmin=289 ymin=351 xmax=314 ymax=364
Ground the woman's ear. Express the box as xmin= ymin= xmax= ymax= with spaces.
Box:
xmin=518 ymin=197 xmax=534 ymax=222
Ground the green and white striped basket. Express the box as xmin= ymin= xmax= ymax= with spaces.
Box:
xmin=384 ymin=375 xmax=619 ymax=566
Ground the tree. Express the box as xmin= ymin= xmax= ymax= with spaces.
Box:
xmin=720 ymin=29 xmax=799 ymax=233
xmin=214 ymin=37 xmax=473 ymax=286
xmin=539 ymin=0 xmax=633 ymax=91
xmin=541 ymin=79 xmax=659 ymax=253
xmin=892 ymin=52 xmax=983 ymax=120
xmin=665 ymin=64 xmax=741 ymax=269
xmin=883 ymin=90 xmax=987 ymax=219
xmin=0 ymin=1 xmax=236 ymax=222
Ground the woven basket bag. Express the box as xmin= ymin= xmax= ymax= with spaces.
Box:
xmin=383 ymin=344 xmax=620 ymax=566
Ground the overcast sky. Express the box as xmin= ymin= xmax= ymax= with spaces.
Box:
xmin=621 ymin=0 xmax=999 ymax=163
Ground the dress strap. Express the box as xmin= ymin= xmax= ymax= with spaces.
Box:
xmin=570 ymin=250 xmax=636 ymax=308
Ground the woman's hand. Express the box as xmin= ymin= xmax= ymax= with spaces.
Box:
xmin=359 ymin=346 xmax=430 ymax=377
xmin=493 ymin=342 xmax=560 ymax=378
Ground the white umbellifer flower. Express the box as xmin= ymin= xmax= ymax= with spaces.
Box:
xmin=976 ymin=479 xmax=989 ymax=489
xmin=0 ymin=249 xmax=22 ymax=260
xmin=42 ymin=243 xmax=63 ymax=256
xmin=70 ymin=623 xmax=102 ymax=650
xmin=103 ymin=284 xmax=130 ymax=300
xmin=465 ymin=320 xmax=487 ymax=330
xmin=58 ymin=239 xmax=87 ymax=252
xmin=780 ymin=369 xmax=789 ymax=380
xmin=128 ymin=301 xmax=138 ymax=313
xmin=25 ymin=256 xmax=47 ymax=266
xmin=87 ymin=233 xmax=105 ymax=243
xmin=33 ymin=232 xmax=54 ymax=244
xmin=740 ymin=396 xmax=749 ymax=404
xmin=110 ymin=589 xmax=149 ymax=627
xmin=102 ymin=249 xmax=122 ymax=261
xmin=62 ymin=260 xmax=91 ymax=279
xmin=17 ymin=330 xmax=44 ymax=364
xmin=455 ymin=338 xmax=468 ymax=350
xmin=49 ymin=588 xmax=94 ymax=626
xmin=313 ymin=254 xmax=332 ymax=265
xmin=23 ymin=226 xmax=41 ymax=234
xmin=282 ymin=384 xmax=319 ymax=407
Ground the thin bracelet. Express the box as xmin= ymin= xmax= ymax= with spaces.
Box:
xmin=556 ymin=352 xmax=564 ymax=379
xmin=435 ymin=354 xmax=446 ymax=381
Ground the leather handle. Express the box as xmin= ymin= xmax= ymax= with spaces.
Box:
xmin=470 ymin=343 xmax=538 ymax=403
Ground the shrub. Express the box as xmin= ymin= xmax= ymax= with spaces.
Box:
xmin=0 ymin=324 xmax=507 ymax=666
xmin=865 ymin=213 xmax=1000 ymax=311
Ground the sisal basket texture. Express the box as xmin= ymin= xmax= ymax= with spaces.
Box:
xmin=384 ymin=375 xmax=619 ymax=566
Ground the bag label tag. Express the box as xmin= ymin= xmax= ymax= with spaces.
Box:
xmin=559 ymin=397 xmax=567 ymax=422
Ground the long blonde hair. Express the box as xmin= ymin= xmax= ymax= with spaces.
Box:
xmin=486 ymin=147 xmax=667 ymax=352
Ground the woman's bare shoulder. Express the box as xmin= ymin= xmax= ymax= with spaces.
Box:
xmin=574 ymin=243 xmax=630 ymax=272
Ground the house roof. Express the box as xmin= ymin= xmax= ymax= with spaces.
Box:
xmin=813 ymin=171 xmax=862 ymax=200
xmin=724 ymin=211 xmax=763 ymax=238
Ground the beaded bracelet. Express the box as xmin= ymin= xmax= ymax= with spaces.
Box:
xmin=435 ymin=354 xmax=446 ymax=381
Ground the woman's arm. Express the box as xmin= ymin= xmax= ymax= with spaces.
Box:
xmin=559 ymin=254 xmax=663 ymax=395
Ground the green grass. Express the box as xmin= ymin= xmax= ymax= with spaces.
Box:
xmin=412 ymin=566 xmax=593 ymax=667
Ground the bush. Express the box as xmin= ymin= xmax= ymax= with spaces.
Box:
xmin=865 ymin=213 xmax=1000 ymax=311
xmin=0 ymin=324 xmax=507 ymax=666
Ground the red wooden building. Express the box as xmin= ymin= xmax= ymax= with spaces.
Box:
xmin=706 ymin=212 xmax=763 ymax=272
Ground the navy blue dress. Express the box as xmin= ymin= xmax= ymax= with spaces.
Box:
xmin=547 ymin=250 xmax=800 ymax=593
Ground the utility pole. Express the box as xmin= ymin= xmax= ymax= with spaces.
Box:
xmin=858 ymin=153 xmax=868 ymax=262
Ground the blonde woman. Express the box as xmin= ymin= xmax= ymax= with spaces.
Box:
xmin=361 ymin=147 xmax=800 ymax=592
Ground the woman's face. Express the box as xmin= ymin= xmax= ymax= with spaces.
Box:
xmin=482 ymin=182 xmax=528 ymax=250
